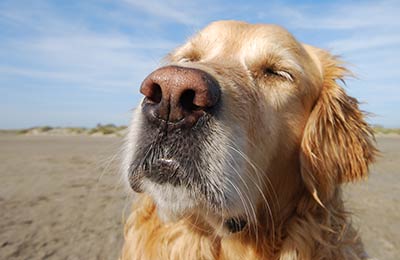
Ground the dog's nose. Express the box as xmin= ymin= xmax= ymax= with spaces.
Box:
xmin=140 ymin=65 xmax=220 ymax=127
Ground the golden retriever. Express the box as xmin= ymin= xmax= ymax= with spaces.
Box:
xmin=121 ymin=20 xmax=377 ymax=260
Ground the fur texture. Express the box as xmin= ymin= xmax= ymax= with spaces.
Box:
xmin=121 ymin=21 xmax=377 ymax=260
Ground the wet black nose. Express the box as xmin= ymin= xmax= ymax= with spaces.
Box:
xmin=140 ymin=65 xmax=220 ymax=128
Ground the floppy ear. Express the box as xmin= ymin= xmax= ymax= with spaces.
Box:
xmin=300 ymin=49 xmax=377 ymax=203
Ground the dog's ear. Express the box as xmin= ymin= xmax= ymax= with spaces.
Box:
xmin=300 ymin=48 xmax=377 ymax=203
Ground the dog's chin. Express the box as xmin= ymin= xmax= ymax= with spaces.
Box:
xmin=141 ymin=179 xmax=249 ymax=236
xmin=141 ymin=179 xmax=199 ymax=222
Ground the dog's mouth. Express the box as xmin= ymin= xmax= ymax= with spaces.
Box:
xmin=128 ymin=129 xmax=250 ymax=234
xmin=127 ymin=119 xmax=210 ymax=192
xmin=142 ymin=158 xmax=182 ymax=186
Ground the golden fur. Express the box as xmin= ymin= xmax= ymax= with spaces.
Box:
xmin=121 ymin=21 xmax=377 ymax=260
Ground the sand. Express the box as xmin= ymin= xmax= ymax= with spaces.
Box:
xmin=0 ymin=134 xmax=398 ymax=260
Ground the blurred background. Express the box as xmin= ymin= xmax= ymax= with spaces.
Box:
xmin=0 ymin=1 xmax=399 ymax=259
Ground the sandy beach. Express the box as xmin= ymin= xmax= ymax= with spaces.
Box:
xmin=0 ymin=134 xmax=398 ymax=260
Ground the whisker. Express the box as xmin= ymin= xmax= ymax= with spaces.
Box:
xmin=224 ymin=149 xmax=260 ymax=245
xmin=224 ymin=177 xmax=252 ymax=227
xmin=225 ymin=141 xmax=278 ymax=245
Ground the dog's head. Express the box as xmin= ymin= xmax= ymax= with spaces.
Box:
xmin=124 ymin=21 xmax=376 ymax=235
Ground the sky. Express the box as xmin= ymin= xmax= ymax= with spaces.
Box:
xmin=0 ymin=0 xmax=399 ymax=129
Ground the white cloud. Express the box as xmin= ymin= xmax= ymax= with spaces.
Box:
xmin=0 ymin=1 xmax=181 ymax=92
xmin=328 ymin=34 xmax=400 ymax=53
xmin=0 ymin=31 xmax=176 ymax=91
xmin=0 ymin=66 xmax=136 ymax=91
xmin=122 ymin=0 xmax=205 ymax=26
xmin=258 ymin=0 xmax=400 ymax=30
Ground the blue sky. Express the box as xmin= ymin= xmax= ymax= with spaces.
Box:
xmin=0 ymin=0 xmax=399 ymax=129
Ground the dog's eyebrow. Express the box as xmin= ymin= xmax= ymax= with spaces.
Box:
xmin=275 ymin=49 xmax=304 ymax=75
xmin=243 ymin=42 xmax=305 ymax=77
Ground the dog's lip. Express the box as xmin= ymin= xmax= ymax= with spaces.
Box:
xmin=156 ymin=158 xmax=178 ymax=165
xmin=154 ymin=158 xmax=181 ymax=171
xmin=142 ymin=158 xmax=183 ymax=186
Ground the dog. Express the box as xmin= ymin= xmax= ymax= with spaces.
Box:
xmin=121 ymin=20 xmax=377 ymax=260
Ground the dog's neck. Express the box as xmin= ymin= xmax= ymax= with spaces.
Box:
xmin=122 ymin=187 xmax=367 ymax=260
xmin=264 ymin=148 xmax=305 ymax=224
xmin=121 ymin=150 xmax=367 ymax=260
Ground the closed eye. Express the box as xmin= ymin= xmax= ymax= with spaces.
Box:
xmin=179 ymin=57 xmax=193 ymax=63
xmin=264 ymin=68 xmax=294 ymax=82
xmin=177 ymin=52 xmax=201 ymax=63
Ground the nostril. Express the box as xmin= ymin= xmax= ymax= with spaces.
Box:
xmin=180 ymin=89 xmax=200 ymax=111
xmin=141 ymin=66 xmax=220 ymax=126
xmin=147 ymin=83 xmax=162 ymax=103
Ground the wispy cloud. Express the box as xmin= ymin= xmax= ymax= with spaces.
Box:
xmin=0 ymin=2 xmax=179 ymax=92
xmin=0 ymin=32 xmax=175 ymax=91
xmin=122 ymin=0 xmax=202 ymax=26
xmin=257 ymin=0 xmax=400 ymax=30
xmin=327 ymin=34 xmax=400 ymax=53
